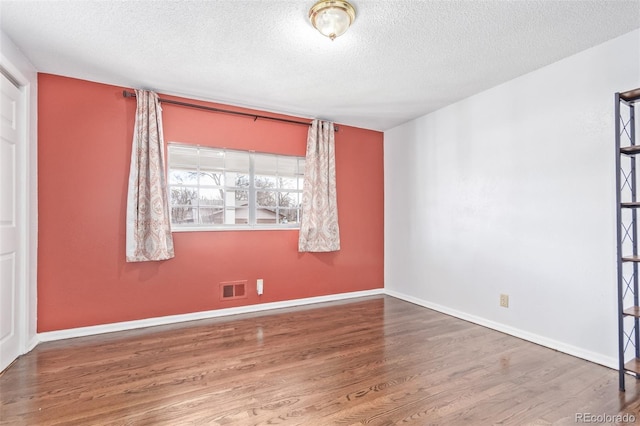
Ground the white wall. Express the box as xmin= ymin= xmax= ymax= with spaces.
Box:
xmin=0 ymin=30 xmax=38 ymax=352
xmin=384 ymin=29 xmax=640 ymax=367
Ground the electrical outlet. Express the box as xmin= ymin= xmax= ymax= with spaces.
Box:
xmin=257 ymin=279 xmax=263 ymax=295
xmin=500 ymin=294 xmax=509 ymax=308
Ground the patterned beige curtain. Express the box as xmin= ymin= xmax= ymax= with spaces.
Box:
xmin=125 ymin=90 xmax=175 ymax=262
xmin=298 ymin=119 xmax=340 ymax=252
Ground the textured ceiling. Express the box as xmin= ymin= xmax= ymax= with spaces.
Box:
xmin=1 ymin=0 xmax=639 ymax=131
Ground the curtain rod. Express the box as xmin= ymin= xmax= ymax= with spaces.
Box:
xmin=122 ymin=90 xmax=314 ymax=127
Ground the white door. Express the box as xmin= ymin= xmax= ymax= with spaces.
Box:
xmin=0 ymin=72 xmax=24 ymax=372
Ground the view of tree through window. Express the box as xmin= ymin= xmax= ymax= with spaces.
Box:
xmin=168 ymin=144 xmax=304 ymax=229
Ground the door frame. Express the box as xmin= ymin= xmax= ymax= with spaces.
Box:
xmin=0 ymin=36 xmax=38 ymax=359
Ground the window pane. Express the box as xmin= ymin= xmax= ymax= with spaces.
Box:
xmin=278 ymin=156 xmax=299 ymax=175
xmin=225 ymin=150 xmax=250 ymax=172
xmin=256 ymin=207 xmax=278 ymax=224
xmin=171 ymin=207 xmax=197 ymax=224
xmin=225 ymin=206 xmax=248 ymax=224
xmin=227 ymin=172 xmax=249 ymax=188
xmin=255 ymin=175 xmax=277 ymax=189
xmin=170 ymin=187 xmax=198 ymax=206
xmin=234 ymin=190 xmax=249 ymax=203
xmin=169 ymin=146 xmax=198 ymax=170
xmin=279 ymin=208 xmax=300 ymax=224
xmin=170 ymin=170 xmax=198 ymax=185
xmin=279 ymin=176 xmax=298 ymax=189
xmin=199 ymin=149 xmax=225 ymax=171
xmin=199 ymin=171 xmax=223 ymax=186
xmin=278 ymin=191 xmax=301 ymax=207
xmin=200 ymin=208 xmax=223 ymax=224
xmin=199 ymin=188 xmax=224 ymax=206
xmin=254 ymin=153 xmax=278 ymax=175
xmin=257 ymin=191 xmax=277 ymax=207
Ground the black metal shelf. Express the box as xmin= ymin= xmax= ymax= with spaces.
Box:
xmin=623 ymin=306 xmax=640 ymax=318
xmin=620 ymin=88 xmax=640 ymax=103
xmin=616 ymin=88 xmax=640 ymax=392
xmin=625 ymin=358 xmax=640 ymax=375
xmin=621 ymin=146 xmax=640 ymax=155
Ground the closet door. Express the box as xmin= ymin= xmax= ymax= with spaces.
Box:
xmin=0 ymin=71 xmax=25 ymax=372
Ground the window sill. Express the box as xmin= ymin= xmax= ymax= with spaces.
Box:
xmin=171 ymin=225 xmax=300 ymax=233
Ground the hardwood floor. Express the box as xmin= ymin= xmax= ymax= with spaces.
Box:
xmin=1 ymin=296 xmax=640 ymax=425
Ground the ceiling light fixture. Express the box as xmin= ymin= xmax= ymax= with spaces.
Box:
xmin=309 ymin=0 xmax=356 ymax=41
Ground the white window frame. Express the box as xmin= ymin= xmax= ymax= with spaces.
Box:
xmin=167 ymin=143 xmax=305 ymax=231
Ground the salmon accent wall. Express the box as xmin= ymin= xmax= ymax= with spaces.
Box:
xmin=37 ymin=74 xmax=384 ymax=332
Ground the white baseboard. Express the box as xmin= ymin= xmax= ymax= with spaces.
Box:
xmin=25 ymin=335 xmax=38 ymax=353
xmin=37 ymin=288 xmax=385 ymax=343
xmin=384 ymin=289 xmax=618 ymax=370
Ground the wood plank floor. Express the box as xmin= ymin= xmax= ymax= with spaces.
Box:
xmin=1 ymin=296 xmax=640 ymax=425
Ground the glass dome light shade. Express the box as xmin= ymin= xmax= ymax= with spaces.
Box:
xmin=309 ymin=0 xmax=356 ymax=40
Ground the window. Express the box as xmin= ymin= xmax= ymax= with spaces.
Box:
xmin=168 ymin=144 xmax=305 ymax=230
